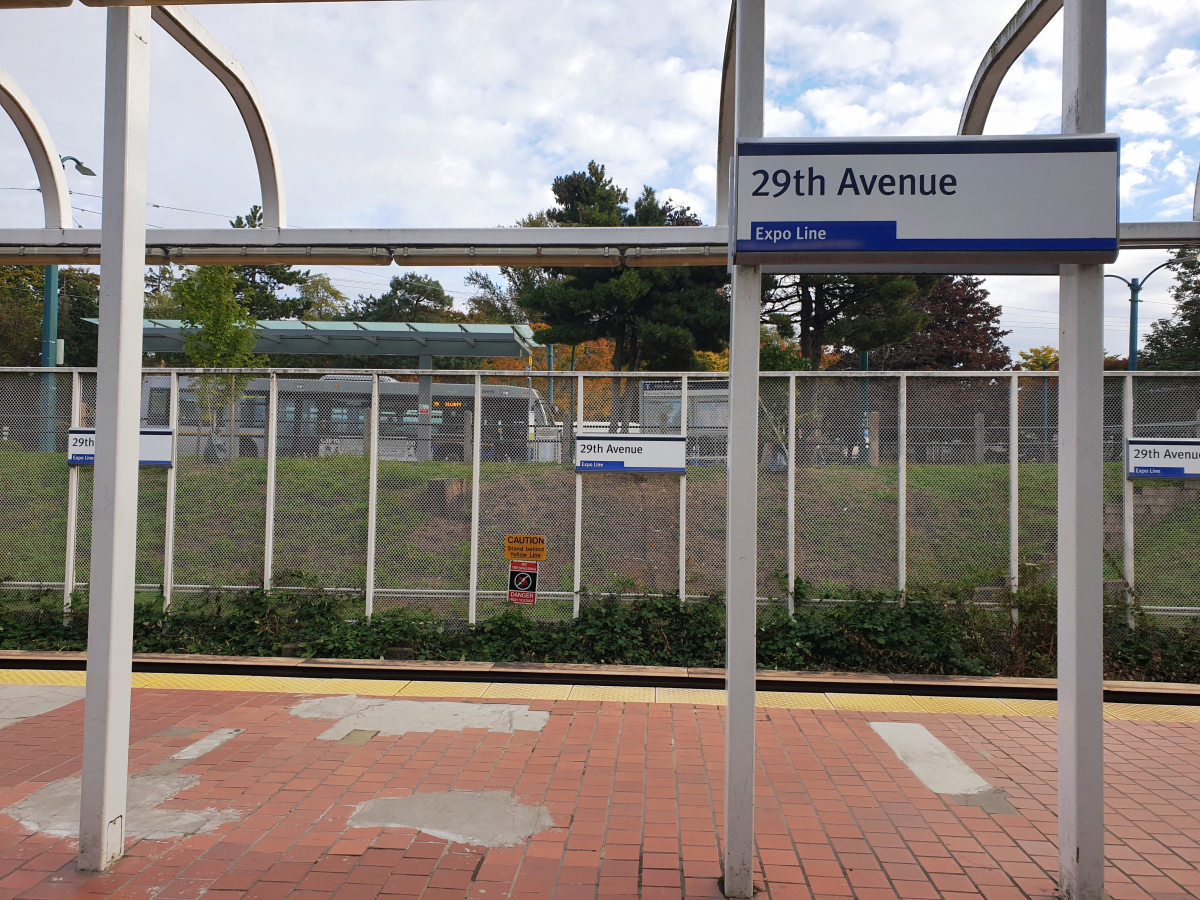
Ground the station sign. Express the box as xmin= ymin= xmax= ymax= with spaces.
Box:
xmin=68 ymin=428 xmax=174 ymax=467
xmin=575 ymin=434 xmax=686 ymax=473
xmin=505 ymin=534 xmax=546 ymax=561
xmin=1127 ymin=438 xmax=1200 ymax=479
xmin=734 ymin=135 xmax=1119 ymax=268
xmin=508 ymin=560 xmax=538 ymax=604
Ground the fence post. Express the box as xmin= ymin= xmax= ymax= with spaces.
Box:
xmin=573 ymin=374 xmax=584 ymax=618
xmin=788 ymin=374 xmax=796 ymax=613
xmin=263 ymin=373 xmax=278 ymax=591
xmin=1010 ymin=373 xmax=1020 ymax=624
xmin=63 ymin=369 xmax=81 ymax=616
xmin=364 ymin=374 xmax=380 ymax=618
xmin=1123 ymin=373 xmax=1135 ymax=628
xmin=678 ymin=374 xmax=688 ymax=602
xmin=468 ymin=374 xmax=482 ymax=624
xmin=162 ymin=371 xmax=178 ymax=612
xmin=897 ymin=375 xmax=906 ymax=594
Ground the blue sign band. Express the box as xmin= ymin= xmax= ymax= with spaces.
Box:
xmin=740 ymin=221 xmax=1117 ymax=253
xmin=739 ymin=137 xmax=1119 ymax=156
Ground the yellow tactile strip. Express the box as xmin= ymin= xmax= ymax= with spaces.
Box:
xmin=3 ymin=668 xmax=1199 ymax=722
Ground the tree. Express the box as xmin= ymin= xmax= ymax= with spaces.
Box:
xmin=172 ymin=265 xmax=257 ymax=369
xmin=297 ymin=274 xmax=349 ymax=321
xmin=229 ymin=205 xmax=310 ymax=319
xmin=349 ymin=272 xmax=456 ymax=322
xmin=1018 ymin=346 xmax=1058 ymax=370
xmin=759 ymin=327 xmax=811 ymax=372
xmin=762 ymin=273 xmax=935 ymax=369
xmin=464 ymin=271 xmax=530 ymax=324
xmin=513 ymin=162 xmax=729 ymax=373
xmin=867 ymin=276 xmax=1011 ymax=370
xmin=1140 ymin=246 xmax=1200 ymax=370
xmin=0 ymin=265 xmax=100 ymax=367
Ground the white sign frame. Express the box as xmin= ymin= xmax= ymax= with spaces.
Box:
xmin=733 ymin=134 xmax=1119 ymax=271
xmin=575 ymin=434 xmax=686 ymax=473
xmin=68 ymin=428 xmax=175 ymax=467
xmin=1126 ymin=438 xmax=1200 ymax=479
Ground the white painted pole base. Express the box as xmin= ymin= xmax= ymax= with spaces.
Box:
xmin=723 ymin=264 xmax=760 ymax=899
xmin=78 ymin=5 xmax=151 ymax=873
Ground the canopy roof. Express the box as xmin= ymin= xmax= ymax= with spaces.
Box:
xmin=91 ymin=320 xmax=539 ymax=358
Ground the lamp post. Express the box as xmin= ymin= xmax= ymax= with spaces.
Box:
xmin=1103 ymin=253 xmax=1196 ymax=371
xmin=40 ymin=156 xmax=96 ymax=451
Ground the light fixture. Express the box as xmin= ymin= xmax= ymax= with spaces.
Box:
xmin=60 ymin=155 xmax=96 ymax=176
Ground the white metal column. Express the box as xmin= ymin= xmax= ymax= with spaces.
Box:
xmin=263 ymin=373 xmax=278 ymax=591
xmin=78 ymin=6 xmax=152 ymax=872
xmin=162 ymin=371 xmax=179 ymax=611
xmin=573 ymin=374 xmax=584 ymax=618
xmin=364 ymin=374 xmax=380 ymax=618
xmin=468 ymin=374 xmax=482 ymax=624
xmin=897 ymin=375 xmax=907 ymax=593
xmin=1010 ymin=373 xmax=1021 ymax=623
xmin=63 ymin=369 xmax=81 ymax=615
xmin=787 ymin=374 xmax=796 ymax=613
xmin=1057 ymin=2 xmax=1107 ymax=895
xmin=724 ymin=2 xmax=764 ymax=893
xmin=678 ymin=374 xmax=688 ymax=601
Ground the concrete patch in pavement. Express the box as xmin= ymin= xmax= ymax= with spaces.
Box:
xmin=291 ymin=695 xmax=550 ymax=740
xmin=350 ymin=791 xmax=555 ymax=847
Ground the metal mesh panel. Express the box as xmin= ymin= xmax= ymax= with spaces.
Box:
xmin=475 ymin=373 xmax=576 ymax=620
xmin=374 ymin=373 xmax=474 ymax=618
xmin=1131 ymin=375 xmax=1200 ymax=609
xmin=907 ymin=375 xmax=1010 ymax=586
xmin=0 ymin=370 xmax=71 ymax=589
xmin=793 ymin=374 xmax=898 ymax=593
xmin=136 ymin=374 xmax=167 ymax=591
xmin=758 ymin=376 xmax=790 ymax=598
xmin=173 ymin=373 xmax=267 ymax=590
xmin=1102 ymin=376 xmax=1125 ymax=597
xmin=683 ymin=375 xmax=728 ymax=598
xmin=271 ymin=373 xmax=367 ymax=592
xmin=1017 ymin=374 xmax=1059 ymax=581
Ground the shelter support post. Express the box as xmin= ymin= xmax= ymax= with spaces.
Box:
xmin=724 ymin=0 xmax=763 ymax=895
xmin=679 ymin=375 xmax=688 ymax=602
xmin=897 ymin=375 xmax=906 ymax=594
xmin=162 ymin=371 xmax=179 ymax=611
xmin=1010 ymin=373 xmax=1020 ymax=623
xmin=263 ymin=374 xmax=278 ymax=591
xmin=468 ymin=375 xmax=482 ymax=625
xmin=1057 ymin=1 xmax=1106 ymax=896
xmin=78 ymin=5 xmax=152 ymax=872
xmin=1123 ymin=373 xmax=1135 ymax=628
xmin=63 ymin=369 xmax=80 ymax=616
xmin=418 ymin=355 xmax=432 ymax=461
xmin=364 ymin=374 xmax=380 ymax=618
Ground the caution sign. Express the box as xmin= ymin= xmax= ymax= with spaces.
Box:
xmin=504 ymin=534 xmax=546 ymax=561
xmin=508 ymin=560 xmax=538 ymax=605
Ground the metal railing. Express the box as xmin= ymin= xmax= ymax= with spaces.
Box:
xmin=1 ymin=366 xmax=1197 ymax=621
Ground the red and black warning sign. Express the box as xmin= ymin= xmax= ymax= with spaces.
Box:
xmin=507 ymin=560 xmax=538 ymax=605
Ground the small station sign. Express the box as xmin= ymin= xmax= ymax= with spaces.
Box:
xmin=575 ymin=434 xmax=686 ymax=473
xmin=68 ymin=428 xmax=175 ymax=467
xmin=1127 ymin=438 xmax=1200 ymax=479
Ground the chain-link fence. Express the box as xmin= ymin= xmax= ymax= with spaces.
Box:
xmin=1 ymin=367 xmax=1198 ymax=626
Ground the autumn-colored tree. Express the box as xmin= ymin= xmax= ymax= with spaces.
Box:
xmin=1018 ymin=346 xmax=1059 ymax=371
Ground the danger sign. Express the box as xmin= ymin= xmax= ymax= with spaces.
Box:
xmin=505 ymin=534 xmax=546 ymax=561
xmin=508 ymin=560 xmax=538 ymax=604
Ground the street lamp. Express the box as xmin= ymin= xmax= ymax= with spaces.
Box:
xmin=1104 ymin=252 xmax=1198 ymax=371
xmin=39 ymin=155 xmax=96 ymax=452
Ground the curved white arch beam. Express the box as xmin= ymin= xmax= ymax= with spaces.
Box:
xmin=958 ymin=0 xmax=1062 ymax=136
xmin=0 ymin=67 xmax=72 ymax=228
xmin=715 ymin=0 xmax=736 ymax=226
xmin=152 ymin=5 xmax=287 ymax=228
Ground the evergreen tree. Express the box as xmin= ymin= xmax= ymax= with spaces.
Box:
xmin=1141 ymin=247 xmax=1200 ymax=371
xmin=349 ymin=272 xmax=456 ymax=322
xmin=229 ymin=205 xmax=310 ymax=319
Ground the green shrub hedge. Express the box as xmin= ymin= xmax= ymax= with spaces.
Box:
xmin=3 ymin=572 xmax=1199 ymax=682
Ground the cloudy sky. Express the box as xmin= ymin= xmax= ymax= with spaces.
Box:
xmin=3 ymin=0 xmax=1200 ymax=359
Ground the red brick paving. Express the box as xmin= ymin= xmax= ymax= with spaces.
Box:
xmin=0 ymin=689 xmax=1198 ymax=898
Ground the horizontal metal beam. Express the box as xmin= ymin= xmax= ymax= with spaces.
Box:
xmin=1 ymin=222 xmax=1196 ymax=266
